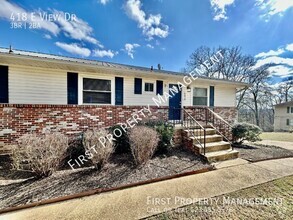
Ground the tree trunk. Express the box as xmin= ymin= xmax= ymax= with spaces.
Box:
xmin=254 ymin=93 xmax=260 ymax=126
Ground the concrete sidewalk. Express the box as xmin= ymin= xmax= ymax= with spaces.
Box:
xmin=1 ymin=158 xmax=293 ymax=220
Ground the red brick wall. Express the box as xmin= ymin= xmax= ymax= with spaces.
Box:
xmin=184 ymin=106 xmax=237 ymax=125
xmin=0 ymin=104 xmax=237 ymax=145
xmin=0 ymin=104 xmax=169 ymax=145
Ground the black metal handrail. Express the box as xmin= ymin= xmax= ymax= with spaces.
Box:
xmin=206 ymin=108 xmax=233 ymax=147
xmin=182 ymin=109 xmax=206 ymax=155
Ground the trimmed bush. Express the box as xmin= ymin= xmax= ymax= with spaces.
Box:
xmin=128 ymin=126 xmax=160 ymax=165
xmin=12 ymin=133 xmax=68 ymax=178
xmin=110 ymin=125 xmax=130 ymax=154
xmin=232 ymin=122 xmax=262 ymax=144
xmin=138 ymin=120 xmax=174 ymax=154
xmin=83 ymin=128 xmax=114 ymax=170
xmin=61 ymin=134 xmax=93 ymax=169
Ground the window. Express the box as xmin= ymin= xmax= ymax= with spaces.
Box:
xmin=288 ymin=106 xmax=293 ymax=114
xmin=193 ymin=88 xmax=208 ymax=106
xmin=145 ymin=83 xmax=154 ymax=92
xmin=83 ymin=78 xmax=111 ymax=104
xmin=287 ymin=119 xmax=293 ymax=126
xmin=134 ymin=78 xmax=142 ymax=94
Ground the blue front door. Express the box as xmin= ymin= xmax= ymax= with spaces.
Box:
xmin=169 ymin=84 xmax=182 ymax=120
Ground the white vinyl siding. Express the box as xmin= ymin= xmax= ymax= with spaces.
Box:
xmin=6 ymin=65 xmax=238 ymax=107
xmin=124 ymin=77 xmax=168 ymax=106
xmin=274 ymin=105 xmax=293 ymax=131
xmin=9 ymin=66 xmax=67 ymax=104
xmin=214 ymin=86 xmax=236 ymax=107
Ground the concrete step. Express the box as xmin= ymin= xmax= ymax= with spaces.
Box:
xmin=203 ymin=149 xmax=239 ymax=163
xmin=194 ymin=128 xmax=216 ymax=136
xmin=190 ymin=134 xmax=223 ymax=143
xmin=184 ymin=128 xmax=216 ymax=136
xmin=188 ymin=125 xmax=213 ymax=129
xmin=0 ymin=150 xmax=12 ymax=156
xmin=194 ymin=141 xmax=231 ymax=153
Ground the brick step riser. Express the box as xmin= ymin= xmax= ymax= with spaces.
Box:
xmin=0 ymin=150 xmax=12 ymax=155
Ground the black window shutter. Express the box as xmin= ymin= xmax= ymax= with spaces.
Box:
xmin=209 ymin=86 xmax=215 ymax=107
xmin=115 ymin=77 xmax=124 ymax=105
xmin=134 ymin=78 xmax=142 ymax=94
xmin=0 ymin=65 xmax=8 ymax=103
xmin=67 ymin=72 xmax=78 ymax=104
xmin=156 ymin=80 xmax=163 ymax=95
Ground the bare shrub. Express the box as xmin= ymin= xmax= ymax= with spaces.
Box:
xmin=128 ymin=126 xmax=160 ymax=165
xmin=12 ymin=133 xmax=68 ymax=178
xmin=82 ymin=128 xmax=114 ymax=170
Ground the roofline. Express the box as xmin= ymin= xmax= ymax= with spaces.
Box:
xmin=0 ymin=47 xmax=249 ymax=87
xmin=274 ymin=101 xmax=293 ymax=106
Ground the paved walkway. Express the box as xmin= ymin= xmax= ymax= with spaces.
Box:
xmin=1 ymin=158 xmax=293 ymax=220
xmin=256 ymin=140 xmax=293 ymax=151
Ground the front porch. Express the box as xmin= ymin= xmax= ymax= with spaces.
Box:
xmin=166 ymin=107 xmax=238 ymax=162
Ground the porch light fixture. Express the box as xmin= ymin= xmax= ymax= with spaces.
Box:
xmin=187 ymin=86 xmax=191 ymax=92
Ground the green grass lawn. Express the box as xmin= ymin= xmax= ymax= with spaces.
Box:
xmin=260 ymin=132 xmax=293 ymax=142
xmin=147 ymin=176 xmax=293 ymax=220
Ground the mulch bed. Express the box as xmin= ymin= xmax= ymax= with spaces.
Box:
xmin=0 ymin=148 xmax=211 ymax=210
xmin=233 ymin=143 xmax=293 ymax=162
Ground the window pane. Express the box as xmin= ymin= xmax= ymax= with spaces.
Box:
xmin=145 ymin=83 xmax=154 ymax=92
xmin=291 ymin=107 xmax=293 ymax=113
xmin=193 ymin=88 xmax=207 ymax=97
xmin=193 ymin=97 xmax=207 ymax=106
xmin=83 ymin=78 xmax=111 ymax=91
xmin=83 ymin=91 xmax=111 ymax=104
xmin=150 ymin=83 xmax=154 ymax=91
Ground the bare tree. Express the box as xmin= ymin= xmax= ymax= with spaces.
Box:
xmin=186 ymin=46 xmax=261 ymax=107
xmin=276 ymin=80 xmax=293 ymax=103
xmin=186 ymin=45 xmax=276 ymax=130
xmin=239 ymin=66 xmax=270 ymax=127
xmin=186 ymin=46 xmax=256 ymax=81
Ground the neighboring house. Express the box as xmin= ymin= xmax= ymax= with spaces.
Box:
xmin=0 ymin=48 xmax=248 ymax=161
xmin=274 ymin=101 xmax=293 ymax=132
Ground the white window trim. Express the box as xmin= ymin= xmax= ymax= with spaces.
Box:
xmin=144 ymin=81 xmax=155 ymax=93
xmin=192 ymin=86 xmax=210 ymax=107
xmin=78 ymin=74 xmax=114 ymax=105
